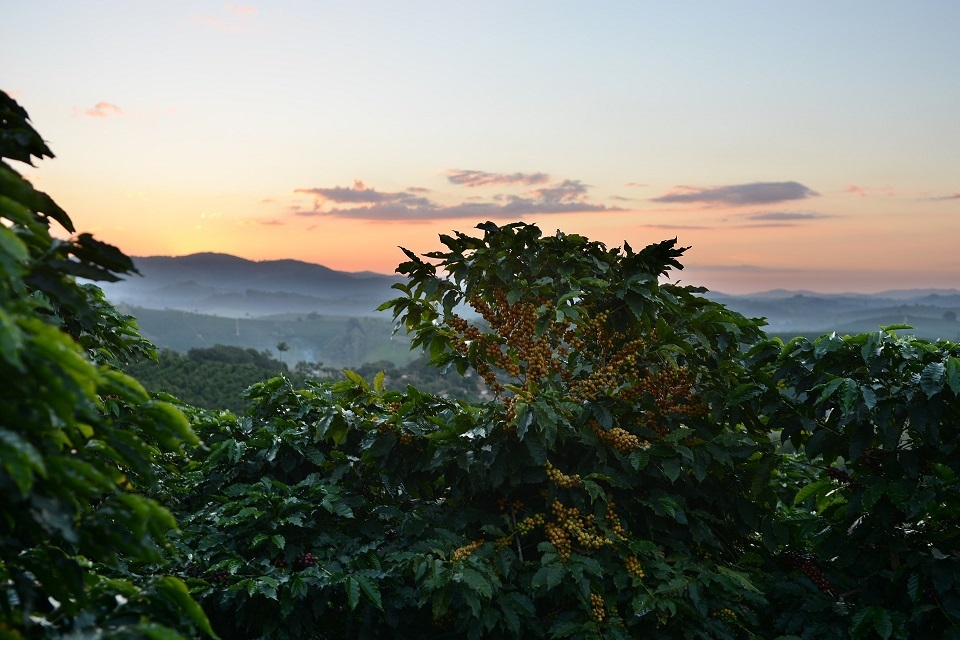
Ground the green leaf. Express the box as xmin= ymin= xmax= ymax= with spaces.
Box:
xmin=355 ymin=574 xmax=383 ymax=610
xmin=715 ymin=566 xmax=760 ymax=594
xmin=345 ymin=576 xmax=360 ymax=610
xmin=0 ymin=427 xmax=46 ymax=495
xmin=155 ymin=576 xmax=219 ymax=639
xmin=945 ymin=357 xmax=960 ymax=395
xmin=342 ymin=369 xmax=369 ymax=390
xmin=373 ymin=370 xmax=385 ymax=394
xmin=531 ymin=563 xmax=565 ymax=591
xmin=459 ymin=568 xmax=493 ymax=599
xmin=793 ymin=479 xmax=832 ymax=506
xmin=920 ymin=362 xmax=946 ymax=398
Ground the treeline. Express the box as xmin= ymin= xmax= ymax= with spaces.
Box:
xmin=127 ymin=345 xmax=298 ymax=414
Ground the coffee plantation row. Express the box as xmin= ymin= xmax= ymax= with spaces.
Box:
xmin=2 ymin=90 xmax=958 ymax=639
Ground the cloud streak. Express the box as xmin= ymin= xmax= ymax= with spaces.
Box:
xmin=83 ymin=101 xmax=123 ymax=118
xmin=294 ymin=178 xmax=620 ymax=221
xmin=651 ymin=181 xmax=817 ymax=206
xmin=446 ymin=169 xmax=550 ymax=187
xmin=741 ymin=211 xmax=829 ymax=221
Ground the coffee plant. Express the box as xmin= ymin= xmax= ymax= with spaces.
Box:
xmin=160 ymin=222 xmax=782 ymax=638
xmin=0 ymin=90 xmax=213 ymax=638
xmin=748 ymin=328 xmax=960 ymax=638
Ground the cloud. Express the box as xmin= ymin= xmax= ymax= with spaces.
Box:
xmin=741 ymin=211 xmax=829 ymax=221
xmin=843 ymin=184 xmax=896 ymax=197
xmin=651 ymin=181 xmax=817 ymax=206
xmin=931 ymin=193 xmax=960 ymax=201
xmin=406 ymin=186 xmax=431 ymax=193
xmin=446 ymin=169 xmax=551 ymax=187
xmin=609 ymin=195 xmax=634 ymax=202
xmin=295 ymin=180 xmax=428 ymax=208
xmin=229 ymin=4 xmax=257 ymax=15
xmin=83 ymin=101 xmax=123 ymax=118
xmin=626 ymin=182 xmax=651 ymax=188
xmin=531 ymin=179 xmax=589 ymax=204
xmin=293 ymin=178 xmax=620 ymax=221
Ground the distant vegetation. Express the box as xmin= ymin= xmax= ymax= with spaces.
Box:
xmin=127 ymin=346 xmax=488 ymax=412
xmin=126 ymin=307 xmax=418 ymax=368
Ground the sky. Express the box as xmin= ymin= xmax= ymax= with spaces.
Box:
xmin=3 ymin=0 xmax=959 ymax=294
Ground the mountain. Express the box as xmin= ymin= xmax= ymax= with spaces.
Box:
xmin=99 ymin=252 xmax=405 ymax=318
xmin=92 ymin=253 xmax=960 ymax=354
xmin=706 ymin=289 xmax=960 ymax=341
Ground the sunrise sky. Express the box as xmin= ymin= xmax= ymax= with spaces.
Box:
xmin=4 ymin=0 xmax=959 ymax=293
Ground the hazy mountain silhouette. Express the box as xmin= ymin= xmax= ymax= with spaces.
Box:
xmin=95 ymin=252 xmax=960 ymax=343
xmin=100 ymin=253 xmax=405 ymax=317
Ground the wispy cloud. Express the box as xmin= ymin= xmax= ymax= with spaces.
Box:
xmin=296 ymin=180 xmax=423 ymax=206
xmin=651 ymin=181 xmax=818 ymax=206
xmin=842 ymin=184 xmax=895 ymax=197
xmin=626 ymin=182 xmax=651 ymax=188
xmin=293 ymin=178 xmax=620 ymax=221
xmin=741 ymin=211 xmax=829 ymax=221
xmin=447 ymin=169 xmax=550 ymax=187
xmin=83 ymin=101 xmax=123 ymax=118
xmin=930 ymin=193 xmax=960 ymax=201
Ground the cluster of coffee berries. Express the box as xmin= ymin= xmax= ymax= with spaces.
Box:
xmin=294 ymin=552 xmax=318 ymax=570
xmin=605 ymin=502 xmax=628 ymax=539
xmin=590 ymin=592 xmax=606 ymax=623
xmin=624 ymin=555 xmax=645 ymax=579
xmin=568 ymin=331 xmax=649 ymax=402
xmin=634 ymin=366 xmax=708 ymax=438
xmin=545 ymin=460 xmax=582 ymax=488
xmin=693 ymin=543 xmax=714 ymax=560
xmin=544 ymin=522 xmax=573 ymax=561
xmin=432 ymin=611 xmax=455 ymax=630
xmin=588 ymin=420 xmax=648 ymax=453
xmin=711 ymin=608 xmax=737 ymax=624
xmin=452 ymin=539 xmax=485 ymax=562
xmin=516 ymin=513 xmax=546 ymax=536
xmin=209 ymin=569 xmax=230 ymax=584
xmin=276 ymin=557 xmax=287 ymax=569
xmin=781 ymin=550 xmax=832 ymax=593
xmin=185 ymin=564 xmax=203 ymax=578
xmin=547 ymin=499 xmax=613 ymax=559
xmin=826 ymin=466 xmax=852 ymax=484
xmin=398 ymin=431 xmax=415 ymax=446
xmin=497 ymin=497 xmax=525 ymax=513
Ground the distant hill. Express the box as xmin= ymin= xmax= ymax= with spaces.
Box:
xmin=708 ymin=289 xmax=960 ymax=341
xmin=100 ymin=252 xmax=404 ymax=318
xmin=91 ymin=253 xmax=960 ymax=361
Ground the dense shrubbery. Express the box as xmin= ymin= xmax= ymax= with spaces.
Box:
xmin=3 ymin=90 xmax=959 ymax=639
xmin=127 ymin=346 xmax=296 ymax=413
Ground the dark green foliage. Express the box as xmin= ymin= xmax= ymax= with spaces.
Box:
xmin=127 ymin=346 xmax=296 ymax=413
xmin=750 ymin=328 xmax=960 ymax=638
xmin=0 ymin=90 xmax=211 ymax=639
xmin=163 ymin=222 xmax=780 ymax=638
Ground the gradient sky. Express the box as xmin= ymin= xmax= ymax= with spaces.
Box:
xmin=4 ymin=0 xmax=959 ymax=293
